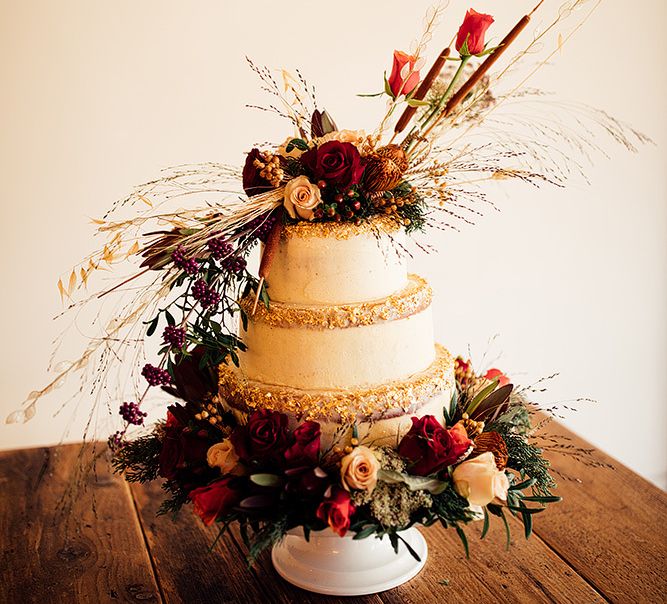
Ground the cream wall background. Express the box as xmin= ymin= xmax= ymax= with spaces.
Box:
xmin=1 ymin=1 xmax=665 ymax=488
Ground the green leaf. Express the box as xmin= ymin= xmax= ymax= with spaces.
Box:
xmin=480 ymin=507 xmax=490 ymax=540
xmin=455 ymin=526 xmax=469 ymax=559
xmin=353 ymin=525 xmax=378 ymax=540
xmin=383 ymin=72 xmax=394 ymax=99
xmin=499 ymin=509 xmax=511 ymax=551
xmin=377 ymin=469 xmax=447 ymax=495
xmin=397 ymin=533 xmax=422 ymax=562
xmin=466 ymin=379 xmax=498 ymax=415
xmin=444 ymin=389 xmax=458 ymax=425
xmin=520 ymin=502 xmax=533 ymax=539
xmin=302 ymin=525 xmax=311 ymax=542
xmin=260 ymin=283 xmax=270 ymax=310
xmin=249 ymin=473 xmax=282 ymax=488
xmin=520 ymin=495 xmax=561 ymax=503
xmin=405 ymin=97 xmax=430 ymax=108
xmin=511 ymin=477 xmax=537 ymax=491
xmin=388 ymin=532 xmax=400 ymax=554
xmin=285 ymin=138 xmax=309 ymax=152
xmin=506 ymin=505 xmax=545 ymax=515
xmin=357 ymin=92 xmax=384 ymax=98
xmin=146 ymin=316 xmax=159 ymax=337
xmin=165 ymin=310 xmax=175 ymax=326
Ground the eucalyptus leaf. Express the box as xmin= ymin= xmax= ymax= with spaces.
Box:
xmin=249 ymin=473 xmax=282 ymax=488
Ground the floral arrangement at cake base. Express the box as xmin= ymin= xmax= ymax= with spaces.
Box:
xmin=11 ymin=1 xmax=642 ymax=596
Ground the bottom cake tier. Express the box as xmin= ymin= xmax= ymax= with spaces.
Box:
xmin=218 ymin=344 xmax=455 ymax=449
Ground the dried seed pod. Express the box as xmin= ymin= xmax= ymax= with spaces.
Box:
xmin=362 ymin=144 xmax=409 ymax=193
xmin=472 ymin=431 xmax=509 ymax=470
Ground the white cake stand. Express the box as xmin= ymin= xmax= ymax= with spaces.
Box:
xmin=271 ymin=527 xmax=427 ymax=596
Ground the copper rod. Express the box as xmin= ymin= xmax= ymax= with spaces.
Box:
xmin=394 ymin=47 xmax=451 ymax=135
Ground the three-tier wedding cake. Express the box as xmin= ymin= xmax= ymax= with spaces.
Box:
xmin=219 ymin=217 xmax=455 ymax=448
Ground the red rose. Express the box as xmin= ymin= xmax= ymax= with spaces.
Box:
xmin=397 ymin=415 xmax=472 ymax=476
xmin=230 ymin=409 xmax=290 ymax=464
xmin=284 ymin=421 xmax=321 ymax=467
xmin=456 ymin=8 xmax=494 ymax=56
xmin=158 ymin=405 xmax=212 ymax=479
xmin=316 ymin=487 xmax=355 ymax=537
xmin=242 ymin=148 xmax=273 ymax=197
xmin=484 ymin=368 xmax=510 ymax=387
xmin=300 ymin=141 xmax=364 ymax=188
xmin=190 ymin=477 xmax=242 ymax=526
xmin=387 ymin=50 xmax=420 ymax=98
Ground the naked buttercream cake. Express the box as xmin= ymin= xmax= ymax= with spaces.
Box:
xmin=218 ymin=216 xmax=455 ymax=448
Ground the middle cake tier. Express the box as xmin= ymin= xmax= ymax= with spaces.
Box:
xmin=238 ymin=273 xmax=435 ymax=390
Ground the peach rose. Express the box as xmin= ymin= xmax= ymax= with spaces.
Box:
xmin=314 ymin=129 xmax=367 ymax=149
xmin=452 ymin=452 xmax=509 ymax=506
xmin=340 ymin=446 xmax=380 ymax=493
xmin=283 ymin=175 xmax=322 ymax=221
xmin=206 ymin=440 xmax=240 ymax=474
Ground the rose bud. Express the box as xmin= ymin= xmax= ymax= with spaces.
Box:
xmin=484 ymin=368 xmax=510 ymax=387
xmin=190 ymin=477 xmax=243 ymax=526
xmin=456 ymin=8 xmax=494 ymax=57
xmin=387 ymin=50 xmax=421 ymax=98
xmin=316 ymin=487 xmax=356 ymax=537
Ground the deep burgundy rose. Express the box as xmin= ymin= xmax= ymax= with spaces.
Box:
xmin=190 ymin=477 xmax=242 ymax=526
xmin=316 ymin=487 xmax=355 ymax=537
xmin=456 ymin=8 xmax=494 ymax=56
xmin=158 ymin=406 xmax=212 ymax=479
xmin=300 ymin=141 xmax=364 ymax=188
xmin=398 ymin=415 xmax=472 ymax=476
xmin=230 ymin=409 xmax=290 ymax=464
xmin=242 ymin=148 xmax=273 ymax=197
xmin=284 ymin=421 xmax=321 ymax=467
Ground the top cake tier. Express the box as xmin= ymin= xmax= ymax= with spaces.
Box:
xmin=266 ymin=217 xmax=407 ymax=305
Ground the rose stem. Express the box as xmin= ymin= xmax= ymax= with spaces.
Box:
xmin=442 ymin=0 xmax=544 ymax=119
xmin=392 ymin=47 xmax=451 ymax=139
xmin=251 ymin=214 xmax=284 ymax=314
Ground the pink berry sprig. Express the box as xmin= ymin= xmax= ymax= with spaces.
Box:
xmin=119 ymin=401 xmax=147 ymax=426
xmin=162 ymin=325 xmax=186 ymax=349
xmin=141 ymin=363 xmax=172 ymax=386
xmin=171 ymin=245 xmax=200 ymax=275
xmin=192 ymin=279 xmax=221 ymax=309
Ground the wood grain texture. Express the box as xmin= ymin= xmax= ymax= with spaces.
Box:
xmin=535 ymin=420 xmax=667 ymax=604
xmin=0 ymin=443 xmax=160 ymax=604
xmin=129 ymin=480 xmax=385 ymax=604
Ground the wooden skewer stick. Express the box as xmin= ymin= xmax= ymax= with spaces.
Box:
xmin=443 ymin=0 xmax=544 ymax=118
xmin=393 ymin=47 xmax=451 ymax=137
xmin=251 ymin=213 xmax=283 ymax=315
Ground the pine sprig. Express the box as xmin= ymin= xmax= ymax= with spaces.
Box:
xmin=111 ymin=432 xmax=162 ymax=483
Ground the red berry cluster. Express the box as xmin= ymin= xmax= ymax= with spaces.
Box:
xmin=313 ymin=183 xmax=364 ymax=224
xmin=192 ymin=279 xmax=220 ymax=309
xmin=119 ymin=401 xmax=147 ymax=426
xmin=141 ymin=363 xmax=172 ymax=386
xmin=162 ymin=325 xmax=186 ymax=349
xmin=172 ymin=245 xmax=200 ymax=275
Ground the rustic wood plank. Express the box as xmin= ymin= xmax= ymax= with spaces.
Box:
xmin=132 ymin=481 xmax=384 ymax=603
xmin=0 ymin=443 xmax=161 ymax=604
xmin=378 ymin=517 xmax=605 ymax=604
xmin=534 ymin=420 xmax=667 ymax=604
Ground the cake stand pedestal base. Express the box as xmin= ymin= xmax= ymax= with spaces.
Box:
xmin=271 ymin=527 xmax=427 ymax=596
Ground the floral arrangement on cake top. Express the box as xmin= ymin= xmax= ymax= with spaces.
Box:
xmin=10 ymin=1 xmax=640 ymax=567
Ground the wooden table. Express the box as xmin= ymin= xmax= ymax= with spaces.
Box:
xmin=1 ymin=421 xmax=665 ymax=604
